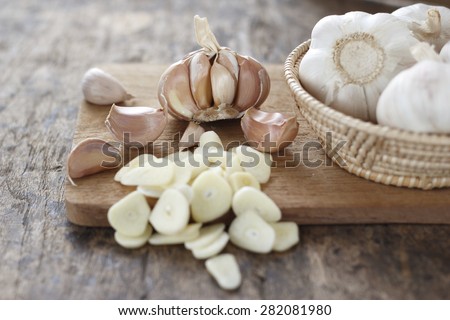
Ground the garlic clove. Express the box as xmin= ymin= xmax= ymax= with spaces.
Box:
xmin=234 ymin=145 xmax=272 ymax=183
xmin=67 ymin=138 xmax=120 ymax=183
xmin=107 ymin=191 xmax=151 ymax=237
xmin=210 ymin=56 xmax=237 ymax=108
xmin=228 ymin=172 xmax=260 ymax=193
xmin=81 ymin=68 xmax=133 ymax=105
xmin=251 ymin=57 xmax=271 ymax=109
xmin=189 ymin=52 xmax=213 ymax=109
xmin=114 ymin=224 xmax=153 ymax=249
xmin=184 ymin=223 xmax=225 ymax=250
xmin=228 ymin=211 xmax=275 ymax=254
xmin=149 ymin=189 xmax=190 ymax=235
xmin=232 ymin=186 xmax=281 ymax=222
xmin=179 ymin=122 xmax=205 ymax=150
xmin=241 ymin=108 xmax=299 ymax=153
xmin=105 ymin=104 xmax=167 ymax=146
xmin=217 ymin=49 xmax=239 ymax=81
xmin=205 ymin=254 xmax=241 ymax=290
xmin=269 ymin=222 xmax=299 ymax=252
xmin=149 ymin=223 xmax=202 ymax=245
xmin=158 ymin=60 xmax=199 ymax=121
xmin=192 ymin=232 xmax=229 ymax=260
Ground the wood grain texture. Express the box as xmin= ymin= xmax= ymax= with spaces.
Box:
xmin=1 ymin=0 xmax=449 ymax=299
xmin=66 ymin=64 xmax=450 ymax=227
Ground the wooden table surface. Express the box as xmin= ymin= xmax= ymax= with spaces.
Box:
xmin=1 ymin=0 xmax=449 ymax=299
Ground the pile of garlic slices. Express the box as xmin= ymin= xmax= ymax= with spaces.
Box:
xmin=108 ymin=131 xmax=299 ymax=290
xmin=299 ymin=3 xmax=450 ymax=133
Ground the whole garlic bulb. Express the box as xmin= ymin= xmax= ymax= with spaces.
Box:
xmin=376 ymin=57 xmax=450 ymax=133
xmin=158 ymin=16 xmax=270 ymax=123
xmin=393 ymin=3 xmax=450 ymax=52
xmin=299 ymin=11 xmax=420 ymax=122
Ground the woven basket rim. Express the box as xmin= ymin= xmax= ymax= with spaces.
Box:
xmin=284 ymin=40 xmax=450 ymax=146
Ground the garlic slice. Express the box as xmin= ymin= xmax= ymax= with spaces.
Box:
xmin=192 ymin=232 xmax=229 ymax=260
xmin=114 ymin=224 xmax=153 ymax=249
xmin=228 ymin=211 xmax=275 ymax=254
xmin=81 ymin=68 xmax=133 ymax=105
xmin=199 ymin=130 xmax=223 ymax=149
xmin=184 ymin=223 xmax=225 ymax=250
xmin=120 ymin=158 xmax=175 ymax=186
xmin=223 ymin=153 xmax=243 ymax=178
xmin=232 ymin=186 xmax=281 ymax=222
xmin=179 ymin=122 xmax=205 ymax=150
xmin=105 ymin=104 xmax=167 ymax=145
xmin=270 ymin=222 xmax=299 ymax=252
xmin=149 ymin=223 xmax=202 ymax=245
xmin=107 ymin=191 xmax=151 ymax=237
xmin=228 ymin=172 xmax=260 ymax=193
xmin=67 ymin=138 xmax=120 ymax=183
xmin=234 ymin=145 xmax=272 ymax=183
xmin=205 ymin=254 xmax=241 ymax=290
xmin=241 ymin=108 xmax=299 ymax=153
xmin=114 ymin=154 xmax=155 ymax=182
xmin=191 ymin=171 xmax=233 ymax=223
xmin=149 ymin=189 xmax=190 ymax=235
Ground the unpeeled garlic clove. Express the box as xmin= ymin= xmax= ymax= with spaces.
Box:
xmin=241 ymin=108 xmax=299 ymax=153
xmin=105 ymin=104 xmax=167 ymax=145
xmin=158 ymin=60 xmax=199 ymax=121
xmin=67 ymin=138 xmax=120 ymax=183
xmin=82 ymin=68 xmax=133 ymax=105
xmin=189 ymin=52 xmax=213 ymax=109
xmin=211 ymin=52 xmax=237 ymax=108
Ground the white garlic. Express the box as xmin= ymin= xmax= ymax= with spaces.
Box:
xmin=228 ymin=172 xmax=260 ymax=193
xmin=82 ymin=68 xmax=133 ymax=105
xmin=234 ymin=145 xmax=272 ymax=183
xmin=114 ymin=224 xmax=153 ymax=249
xmin=149 ymin=223 xmax=202 ymax=245
xmin=393 ymin=3 xmax=450 ymax=52
xmin=441 ymin=40 xmax=450 ymax=62
xmin=184 ymin=223 xmax=225 ymax=250
xmin=232 ymin=186 xmax=281 ymax=222
xmin=191 ymin=232 xmax=229 ymax=260
xmin=269 ymin=222 xmax=299 ymax=252
xmin=205 ymin=254 xmax=241 ymax=290
xmin=299 ymin=11 xmax=420 ymax=122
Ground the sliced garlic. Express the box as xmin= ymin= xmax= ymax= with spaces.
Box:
xmin=114 ymin=224 xmax=153 ymax=249
xmin=208 ymin=165 xmax=225 ymax=177
xmin=199 ymin=130 xmax=223 ymax=149
xmin=205 ymin=254 xmax=241 ymax=290
xmin=232 ymin=186 xmax=281 ymax=222
xmin=149 ymin=189 xmax=190 ymax=235
xmin=223 ymin=152 xmax=243 ymax=178
xmin=120 ymin=158 xmax=175 ymax=186
xmin=149 ymin=223 xmax=202 ymax=245
xmin=234 ymin=145 xmax=272 ymax=183
xmin=191 ymin=170 xmax=232 ymax=223
xmin=179 ymin=122 xmax=205 ymax=150
xmin=67 ymin=138 xmax=120 ymax=183
xmin=81 ymin=68 xmax=133 ymax=105
xmin=228 ymin=172 xmax=260 ymax=193
xmin=137 ymin=185 xmax=165 ymax=198
xmin=228 ymin=211 xmax=275 ymax=254
xmin=105 ymin=104 xmax=167 ymax=145
xmin=107 ymin=191 xmax=151 ymax=237
xmin=270 ymin=222 xmax=299 ymax=252
xmin=174 ymin=184 xmax=194 ymax=204
xmin=185 ymin=223 xmax=225 ymax=250
xmin=192 ymin=232 xmax=229 ymax=260
xmin=114 ymin=154 xmax=155 ymax=182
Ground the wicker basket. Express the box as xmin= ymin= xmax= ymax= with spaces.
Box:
xmin=284 ymin=40 xmax=450 ymax=190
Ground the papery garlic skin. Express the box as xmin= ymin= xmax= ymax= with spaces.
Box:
xmin=105 ymin=104 xmax=167 ymax=145
xmin=376 ymin=60 xmax=450 ymax=133
xmin=393 ymin=3 xmax=450 ymax=52
xmin=82 ymin=68 xmax=133 ymax=105
xmin=241 ymin=108 xmax=299 ymax=153
xmin=299 ymin=12 xmax=419 ymax=123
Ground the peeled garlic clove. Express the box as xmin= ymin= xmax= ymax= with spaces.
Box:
xmin=107 ymin=191 xmax=151 ymax=237
xmin=189 ymin=52 xmax=213 ymax=109
xmin=241 ymin=108 xmax=299 ymax=153
xmin=105 ymin=104 xmax=167 ymax=145
xmin=81 ymin=68 xmax=133 ymax=105
xmin=114 ymin=224 xmax=153 ymax=249
xmin=205 ymin=254 xmax=241 ymax=290
xmin=192 ymin=232 xmax=229 ymax=260
xmin=228 ymin=172 xmax=260 ymax=193
xmin=232 ymin=186 xmax=281 ymax=222
xmin=191 ymin=171 xmax=233 ymax=223
xmin=149 ymin=223 xmax=202 ymax=245
xmin=228 ymin=211 xmax=275 ymax=254
xmin=211 ymin=55 xmax=237 ymax=107
xmin=179 ymin=122 xmax=205 ymax=150
xmin=234 ymin=145 xmax=272 ymax=183
xmin=158 ymin=60 xmax=199 ymax=121
xmin=185 ymin=223 xmax=225 ymax=250
xmin=269 ymin=222 xmax=299 ymax=252
xmin=149 ymin=189 xmax=190 ymax=235
xmin=67 ymin=138 xmax=120 ymax=182
xmin=121 ymin=158 xmax=175 ymax=186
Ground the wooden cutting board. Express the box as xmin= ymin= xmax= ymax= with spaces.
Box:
xmin=65 ymin=64 xmax=450 ymax=227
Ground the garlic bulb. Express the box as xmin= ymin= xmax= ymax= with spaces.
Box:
xmin=299 ymin=11 xmax=420 ymax=122
xmin=158 ymin=16 xmax=270 ymax=124
xmin=441 ymin=40 xmax=450 ymax=62
xmin=241 ymin=108 xmax=299 ymax=153
xmin=105 ymin=104 xmax=167 ymax=145
xmin=393 ymin=3 xmax=450 ymax=52
xmin=377 ymin=44 xmax=450 ymax=133
xmin=82 ymin=68 xmax=133 ymax=105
